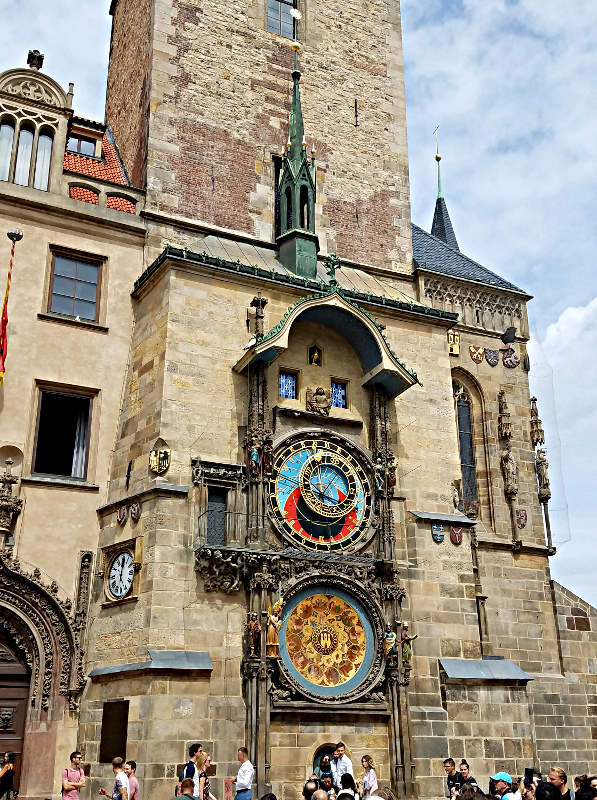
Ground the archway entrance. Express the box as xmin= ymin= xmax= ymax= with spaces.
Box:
xmin=0 ymin=631 xmax=31 ymax=792
xmin=313 ymin=744 xmax=335 ymax=777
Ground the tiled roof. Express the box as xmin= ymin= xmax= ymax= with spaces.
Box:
xmin=107 ymin=196 xmax=135 ymax=214
xmin=63 ymin=129 xmax=129 ymax=186
xmin=412 ymin=223 xmax=525 ymax=293
xmin=69 ymin=186 xmax=98 ymax=204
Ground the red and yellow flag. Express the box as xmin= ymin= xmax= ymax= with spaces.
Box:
xmin=0 ymin=230 xmax=23 ymax=387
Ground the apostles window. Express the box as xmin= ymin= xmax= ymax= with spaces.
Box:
xmin=33 ymin=390 xmax=92 ymax=480
xmin=206 ymin=487 xmax=228 ymax=546
xmin=13 ymin=125 xmax=34 ymax=186
xmin=99 ymin=700 xmax=129 ymax=763
xmin=331 ymin=381 xmax=347 ymax=409
xmin=267 ymin=0 xmax=297 ymax=38
xmin=66 ymin=134 xmax=96 ymax=157
xmin=0 ymin=121 xmax=15 ymax=182
xmin=49 ymin=253 xmax=102 ymax=321
xmin=453 ymin=381 xmax=478 ymax=505
xmin=279 ymin=371 xmax=297 ymax=400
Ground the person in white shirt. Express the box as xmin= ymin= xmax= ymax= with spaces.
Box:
xmin=233 ymin=747 xmax=254 ymax=800
xmin=331 ymin=743 xmax=353 ymax=791
xmin=99 ymin=758 xmax=130 ymax=800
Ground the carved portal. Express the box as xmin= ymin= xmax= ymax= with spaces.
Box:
xmin=0 ymin=550 xmax=87 ymax=710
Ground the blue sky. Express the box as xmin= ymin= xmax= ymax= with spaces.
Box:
xmin=1 ymin=0 xmax=595 ymax=601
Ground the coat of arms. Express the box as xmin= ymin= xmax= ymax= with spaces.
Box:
xmin=516 ymin=509 xmax=527 ymax=529
xmin=501 ymin=343 xmax=520 ymax=369
xmin=469 ymin=346 xmax=484 ymax=364
xmin=116 ymin=505 xmax=128 ymax=527
xmin=130 ymin=501 xmax=142 ymax=522
xmin=450 ymin=526 xmax=463 ymax=545
xmin=149 ymin=448 xmax=170 ymax=474
xmin=484 ymin=348 xmax=499 ymax=367
xmin=463 ymin=500 xmax=479 ymax=520
xmin=431 ymin=523 xmax=445 ymax=543
xmin=448 ymin=330 xmax=460 ymax=355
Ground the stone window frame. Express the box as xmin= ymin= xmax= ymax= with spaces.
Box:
xmin=30 ymin=383 xmax=97 ymax=483
xmin=192 ymin=460 xmax=245 ymax=548
xmin=0 ymin=111 xmax=57 ymax=191
xmin=266 ymin=0 xmax=298 ymax=40
xmin=47 ymin=248 xmax=104 ymax=323
xmin=451 ymin=369 xmax=494 ymax=526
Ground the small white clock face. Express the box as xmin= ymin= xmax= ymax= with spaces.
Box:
xmin=108 ymin=551 xmax=134 ymax=599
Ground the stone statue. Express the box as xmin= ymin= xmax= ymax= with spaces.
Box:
xmin=306 ymin=386 xmax=331 ymax=416
xmin=386 ymin=455 xmax=396 ymax=495
xmin=536 ymin=449 xmax=551 ymax=501
xmin=401 ymin=623 xmax=417 ymax=664
xmin=248 ymin=439 xmax=261 ymax=477
xmin=262 ymin=438 xmax=274 ymax=476
xmin=383 ymin=622 xmax=398 ymax=664
xmin=374 ymin=458 xmax=385 ymax=493
xmin=452 ymin=481 xmax=460 ymax=510
xmin=247 ymin=612 xmax=261 ymax=656
xmin=500 ymin=444 xmax=518 ymax=499
xmin=266 ymin=600 xmax=284 ymax=657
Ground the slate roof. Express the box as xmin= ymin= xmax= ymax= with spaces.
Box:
xmin=431 ymin=196 xmax=459 ymax=250
xmin=63 ymin=125 xmax=130 ymax=186
xmin=412 ymin=223 xmax=525 ymax=294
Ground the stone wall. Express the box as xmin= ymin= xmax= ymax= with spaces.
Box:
xmin=106 ymin=0 xmax=412 ymax=271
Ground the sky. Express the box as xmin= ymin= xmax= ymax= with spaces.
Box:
xmin=1 ymin=0 xmax=595 ymax=601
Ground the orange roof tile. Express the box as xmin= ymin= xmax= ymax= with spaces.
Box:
xmin=107 ymin=195 xmax=135 ymax=214
xmin=69 ymin=186 xmax=99 ymax=204
xmin=63 ymin=132 xmax=128 ymax=186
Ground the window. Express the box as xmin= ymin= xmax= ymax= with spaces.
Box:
xmin=331 ymin=381 xmax=347 ymax=409
xmin=300 ymin=185 xmax=309 ymax=229
xmin=285 ymin=186 xmax=293 ymax=231
xmin=33 ymin=131 xmax=53 ymax=191
xmin=267 ymin=0 xmax=297 ymax=38
xmin=0 ymin=121 xmax=14 ymax=182
xmin=66 ymin=135 xmax=96 ymax=157
xmin=14 ymin=125 xmax=34 ymax=186
xmin=453 ymin=383 xmax=478 ymax=503
xmin=49 ymin=253 xmax=101 ymax=320
xmin=206 ymin=487 xmax=228 ymax=546
xmin=279 ymin=371 xmax=297 ymax=399
xmin=99 ymin=700 xmax=129 ymax=763
xmin=33 ymin=390 xmax=92 ymax=479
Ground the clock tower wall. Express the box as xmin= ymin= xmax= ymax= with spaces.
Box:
xmin=106 ymin=0 xmax=412 ymax=272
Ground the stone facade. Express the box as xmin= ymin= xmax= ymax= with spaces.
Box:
xmin=0 ymin=4 xmax=595 ymax=800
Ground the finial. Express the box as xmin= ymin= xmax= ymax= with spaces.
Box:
xmin=302 ymin=135 xmax=307 ymax=148
xmin=27 ymin=50 xmax=44 ymax=71
xmin=325 ymin=253 xmax=341 ymax=288
xmin=433 ymin=124 xmax=443 ymax=198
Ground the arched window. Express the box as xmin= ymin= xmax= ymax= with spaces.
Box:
xmin=33 ymin=130 xmax=53 ymax=191
xmin=453 ymin=381 xmax=478 ymax=509
xmin=299 ymin=184 xmax=309 ymax=229
xmin=14 ymin=125 xmax=34 ymax=186
xmin=0 ymin=120 xmax=15 ymax=182
xmin=285 ymin=186 xmax=293 ymax=231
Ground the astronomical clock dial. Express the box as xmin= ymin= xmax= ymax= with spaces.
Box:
xmin=270 ymin=436 xmax=373 ymax=551
xmin=107 ymin=551 xmax=134 ymax=599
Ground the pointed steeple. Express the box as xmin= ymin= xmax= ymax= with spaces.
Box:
xmin=277 ymin=39 xmax=319 ymax=279
xmin=431 ymin=134 xmax=459 ymax=251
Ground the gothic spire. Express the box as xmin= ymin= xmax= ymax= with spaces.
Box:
xmin=288 ymin=42 xmax=305 ymax=169
xmin=431 ymin=133 xmax=459 ymax=251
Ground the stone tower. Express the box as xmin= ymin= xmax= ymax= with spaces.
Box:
xmin=106 ymin=0 xmax=412 ymax=270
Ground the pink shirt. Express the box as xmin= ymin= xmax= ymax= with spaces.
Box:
xmin=62 ymin=767 xmax=84 ymax=800
xmin=128 ymin=775 xmax=139 ymax=800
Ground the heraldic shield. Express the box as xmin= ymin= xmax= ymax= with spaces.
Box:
xmin=450 ymin=526 xmax=463 ymax=545
xmin=469 ymin=346 xmax=484 ymax=364
xmin=149 ymin=448 xmax=171 ymax=474
xmin=516 ymin=509 xmax=527 ymax=528
xmin=485 ymin=348 xmax=499 ymax=367
xmin=432 ymin=523 xmax=445 ymax=543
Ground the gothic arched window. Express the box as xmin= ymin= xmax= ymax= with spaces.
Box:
xmin=453 ymin=381 xmax=478 ymax=508
xmin=0 ymin=120 xmax=15 ymax=182
xmin=14 ymin=124 xmax=34 ymax=186
xmin=33 ymin=129 xmax=53 ymax=191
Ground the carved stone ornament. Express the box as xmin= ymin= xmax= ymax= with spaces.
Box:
xmin=500 ymin=444 xmax=519 ymax=499
xmin=424 ymin=277 xmax=523 ymax=328
xmin=498 ymin=390 xmax=513 ymax=440
xmin=0 ymin=459 xmax=22 ymax=533
xmin=530 ymin=397 xmax=545 ymax=448
xmin=191 ymin=457 xmax=245 ymax=487
xmin=306 ymin=386 xmax=331 ymax=416
xmin=536 ymin=448 xmax=551 ymax=501
xmin=0 ymin=708 xmax=14 ymax=731
xmin=0 ymin=69 xmax=67 ymax=108
xmin=0 ymin=550 xmax=88 ymax=711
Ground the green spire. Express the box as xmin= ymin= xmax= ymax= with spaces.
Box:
xmin=288 ymin=44 xmax=305 ymax=167
xmin=434 ymin=124 xmax=443 ymax=199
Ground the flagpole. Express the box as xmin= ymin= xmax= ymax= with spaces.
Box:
xmin=0 ymin=229 xmax=23 ymax=387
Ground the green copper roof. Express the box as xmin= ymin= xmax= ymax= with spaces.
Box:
xmin=288 ymin=67 xmax=305 ymax=169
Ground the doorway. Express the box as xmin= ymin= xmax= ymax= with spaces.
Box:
xmin=0 ymin=633 xmax=31 ymax=793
